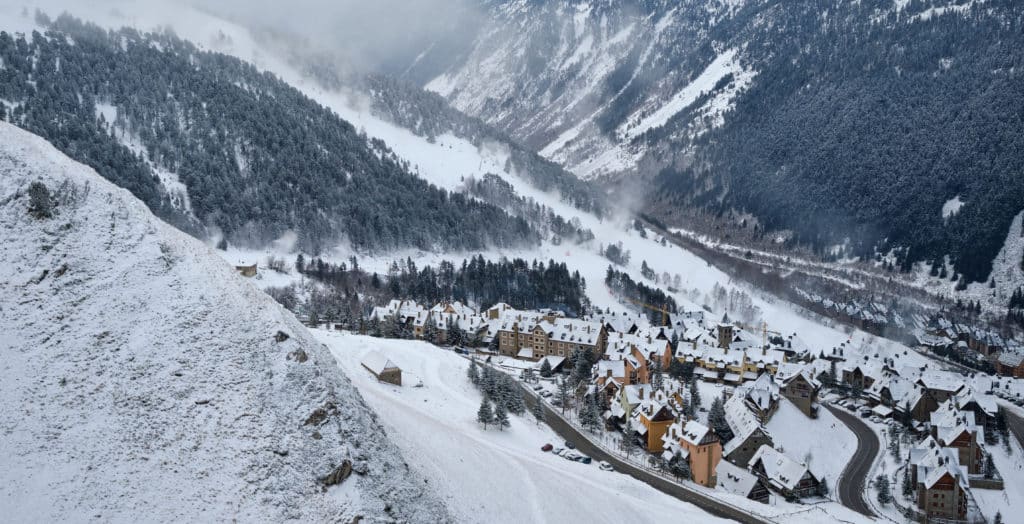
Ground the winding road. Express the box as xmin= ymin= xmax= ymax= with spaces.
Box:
xmin=825 ymin=404 xmax=880 ymax=518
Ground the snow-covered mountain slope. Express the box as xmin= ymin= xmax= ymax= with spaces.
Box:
xmin=0 ymin=122 xmax=449 ymax=522
xmin=414 ymin=0 xmax=1024 ymax=285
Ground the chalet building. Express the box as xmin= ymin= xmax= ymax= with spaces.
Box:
xmin=732 ymin=373 xmax=780 ymax=423
xmin=929 ymin=401 xmax=985 ymax=475
xmin=234 ymin=263 xmax=258 ymax=277
xmin=633 ymin=396 xmax=676 ymax=453
xmin=841 ymin=362 xmax=881 ymax=391
xmin=748 ymin=445 xmax=822 ymax=500
xmin=716 ymin=459 xmax=770 ymax=503
xmin=995 ymin=351 xmax=1024 ymax=378
xmin=774 ymin=363 xmax=821 ymax=418
xmin=662 ymin=420 xmax=722 ymax=487
xmin=954 ymin=389 xmax=997 ymax=430
xmin=866 ymin=374 xmax=934 ymax=423
xmin=361 ymin=351 xmax=401 ymax=386
xmin=910 ymin=437 xmax=971 ymax=521
xmin=723 ymin=394 xmax=774 ymax=468
xmin=496 ymin=312 xmax=606 ymax=361
xmin=915 ymin=372 xmax=965 ymax=405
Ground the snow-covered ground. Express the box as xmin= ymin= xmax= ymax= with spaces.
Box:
xmin=766 ymin=398 xmax=857 ymax=490
xmin=0 ymin=122 xmax=448 ymax=522
xmin=313 ymin=330 xmax=732 ymax=524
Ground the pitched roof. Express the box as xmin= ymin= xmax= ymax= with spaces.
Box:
xmin=724 ymin=394 xmax=770 ymax=457
xmin=749 ymin=445 xmax=812 ymax=491
xmin=361 ymin=351 xmax=399 ymax=375
xmin=716 ymin=459 xmax=761 ymax=498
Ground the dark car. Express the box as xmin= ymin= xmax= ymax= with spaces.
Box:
xmin=579 ymin=456 xmax=592 ymax=465
xmin=541 ymin=443 xmax=553 ymax=452
xmin=565 ymin=441 xmax=576 ymax=450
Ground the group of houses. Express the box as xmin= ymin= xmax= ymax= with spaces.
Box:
xmin=358 ymin=298 xmax=1013 ymax=513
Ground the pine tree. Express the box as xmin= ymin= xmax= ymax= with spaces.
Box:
xmin=829 ymin=360 xmax=838 ymax=387
xmin=668 ymin=451 xmax=691 ymax=481
xmin=477 ymin=398 xmax=493 ymax=429
xmin=708 ymin=396 xmax=731 ymax=441
xmin=984 ymin=453 xmax=995 ymax=479
xmin=622 ymin=418 xmax=637 ymax=457
xmin=651 ymin=359 xmax=664 ymax=391
xmin=493 ymin=400 xmax=510 ymax=431
xmin=901 ymin=467 xmax=913 ymax=498
xmin=876 ymin=474 xmax=892 ymax=505
xmin=557 ymin=378 xmax=571 ymax=415
xmin=539 ymin=358 xmax=553 ymax=378
xmin=532 ymin=397 xmax=544 ymax=425
xmin=689 ymin=379 xmax=702 ymax=412
xmin=467 ymin=359 xmax=480 ymax=385
xmin=424 ymin=317 xmax=439 ymax=344
xmin=995 ymin=511 xmax=1003 ymax=524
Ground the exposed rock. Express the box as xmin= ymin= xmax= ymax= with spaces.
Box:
xmin=320 ymin=460 xmax=352 ymax=487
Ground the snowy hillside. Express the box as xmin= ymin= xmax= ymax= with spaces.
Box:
xmin=0 ymin=123 xmax=449 ymax=522
xmin=314 ymin=330 xmax=732 ymax=524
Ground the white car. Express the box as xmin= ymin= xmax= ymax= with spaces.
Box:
xmin=540 ymin=390 xmax=553 ymax=398
xmin=599 ymin=461 xmax=614 ymax=472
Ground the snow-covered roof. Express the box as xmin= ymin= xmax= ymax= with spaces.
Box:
xmin=724 ymin=394 xmax=769 ymax=457
xmin=680 ymin=420 xmax=712 ymax=447
xmin=749 ymin=445 xmax=812 ymax=491
xmin=716 ymin=460 xmax=761 ymax=498
xmin=361 ymin=351 xmax=399 ymax=375
xmin=735 ymin=373 xmax=779 ymax=412
xmin=517 ymin=347 xmax=534 ymax=359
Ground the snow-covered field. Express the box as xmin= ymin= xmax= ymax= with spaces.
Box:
xmin=766 ymin=399 xmax=857 ymax=489
xmin=313 ymin=330 xmax=731 ymax=524
xmin=0 ymin=123 xmax=448 ymax=522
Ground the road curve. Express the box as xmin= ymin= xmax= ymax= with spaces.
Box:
xmin=825 ymin=404 xmax=880 ymax=518
xmin=514 ymin=381 xmax=767 ymax=524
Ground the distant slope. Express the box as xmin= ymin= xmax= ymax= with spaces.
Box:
xmin=415 ymin=0 xmax=1024 ymax=283
xmin=0 ymin=13 xmax=537 ymax=253
xmin=0 ymin=122 xmax=449 ymax=522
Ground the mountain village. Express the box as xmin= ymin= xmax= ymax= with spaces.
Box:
xmin=316 ymin=297 xmax=1023 ymax=523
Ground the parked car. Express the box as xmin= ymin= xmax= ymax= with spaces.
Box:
xmin=532 ymin=384 xmax=543 ymax=391
xmin=860 ymin=409 xmax=872 ymax=418
xmin=577 ymin=456 xmax=592 ymax=464
xmin=565 ymin=441 xmax=576 ymax=450
xmin=599 ymin=461 xmax=614 ymax=472
xmin=541 ymin=443 xmax=553 ymax=452
xmin=540 ymin=390 xmax=552 ymax=398
xmin=870 ymin=416 xmax=882 ymax=424
xmin=552 ymin=447 xmax=564 ymax=455
xmin=551 ymin=398 xmax=562 ymax=406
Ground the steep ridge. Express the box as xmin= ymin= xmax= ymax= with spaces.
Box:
xmin=0 ymin=122 xmax=450 ymax=522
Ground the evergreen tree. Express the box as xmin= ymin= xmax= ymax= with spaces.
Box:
xmin=818 ymin=477 xmax=829 ymax=496
xmin=539 ymin=358 xmax=553 ymax=378
xmin=651 ymin=359 xmax=664 ymax=391
xmin=477 ymin=398 xmax=493 ymax=429
xmin=424 ymin=318 xmax=440 ymax=344
xmin=689 ymin=379 xmax=702 ymax=412
xmin=532 ymin=397 xmax=545 ymax=426
xmin=668 ymin=451 xmax=691 ymax=481
xmin=467 ymin=359 xmax=480 ymax=385
xmin=984 ymin=453 xmax=995 ymax=479
xmin=901 ymin=467 xmax=913 ymax=498
xmin=829 ymin=360 xmax=838 ymax=387
xmin=493 ymin=400 xmax=510 ymax=431
xmin=579 ymin=395 xmax=600 ymax=432
xmin=995 ymin=511 xmax=1003 ymax=524
xmin=708 ymin=396 xmax=731 ymax=442
xmin=622 ymin=418 xmax=637 ymax=457
xmin=876 ymin=474 xmax=892 ymax=505
xmin=557 ymin=377 xmax=572 ymax=415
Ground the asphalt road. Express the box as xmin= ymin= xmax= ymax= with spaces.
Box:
xmin=1005 ymin=408 xmax=1024 ymax=448
xmin=515 ymin=381 xmax=768 ymax=524
xmin=826 ymin=404 xmax=880 ymax=518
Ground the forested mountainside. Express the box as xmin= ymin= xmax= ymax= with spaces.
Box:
xmin=0 ymin=14 xmax=537 ymax=253
xmin=411 ymin=0 xmax=1024 ymax=283
xmin=363 ymin=74 xmax=607 ymax=217
xmin=0 ymin=122 xmax=449 ymax=521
